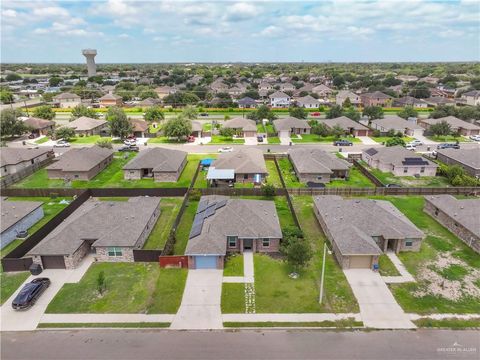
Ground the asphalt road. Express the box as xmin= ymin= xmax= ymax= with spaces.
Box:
xmin=2 ymin=330 xmax=479 ymax=360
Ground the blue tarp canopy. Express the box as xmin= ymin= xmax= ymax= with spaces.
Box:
xmin=206 ymin=167 xmax=235 ymax=180
xmin=253 ymin=174 xmax=262 ymax=183
xmin=200 ymin=159 xmax=214 ymax=166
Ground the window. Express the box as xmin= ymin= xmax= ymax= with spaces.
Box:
xmin=434 ymin=207 xmax=439 ymax=216
xmin=420 ymin=167 xmax=425 ymax=173
xmin=317 ymin=176 xmax=322 ymax=180
xmin=403 ymin=168 xmax=408 ymax=173
xmin=227 ymin=236 xmax=237 ymax=248
xmin=262 ymin=238 xmax=270 ymax=247
xmin=107 ymin=247 xmax=123 ymax=256
xmin=405 ymin=240 xmax=413 ymax=247
xmin=74 ymin=174 xmax=79 ymax=179
xmin=243 ymin=174 xmax=248 ymax=180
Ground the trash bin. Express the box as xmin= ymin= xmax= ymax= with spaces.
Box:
xmin=339 ymin=147 xmax=342 ymax=152
xmin=22 ymin=141 xmax=26 ymax=146
xmin=427 ymin=146 xmax=430 ymax=152
xmin=29 ymin=263 xmax=43 ymax=275
xmin=373 ymin=263 xmax=379 ymax=272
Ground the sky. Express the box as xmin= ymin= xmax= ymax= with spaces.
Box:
xmin=1 ymin=0 xmax=479 ymax=63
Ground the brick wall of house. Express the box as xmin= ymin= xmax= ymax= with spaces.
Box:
xmin=298 ymin=172 xmax=331 ymax=184
xmin=64 ymin=241 xmax=90 ymax=269
xmin=48 ymin=154 xmax=113 ymax=180
xmin=396 ymin=238 xmax=423 ymax=252
xmin=436 ymin=153 xmax=479 ymax=177
xmin=1 ymin=152 xmax=51 ymax=176
xmin=391 ymin=165 xmax=437 ymax=177
xmin=124 ymin=169 xmax=143 ymax=180
xmin=95 ymin=247 xmax=135 ymax=262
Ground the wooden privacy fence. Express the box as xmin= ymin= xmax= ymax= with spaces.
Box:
xmin=352 ymin=160 xmax=384 ymax=187
xmin=0 ymin=187 xmax=86 ymax=197
xmin=159 ymin=255 xmax=188 ymax=268
xmin=200 ymin=187 xmax=286 ymax=196
xmin=133 ymin=249 xmax=163 ymax=262
xmin=0 ymin=156 xmax=54 ymax=188
xmin=286 ymin=186 xmax=480 ymax=196
xmin=273 ymin=156 xmax=300 ymax=229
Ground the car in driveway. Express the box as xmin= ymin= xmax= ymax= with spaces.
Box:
xmin=385 ymin=183 xmax=402 ymax=188
xmin=469 ymin=135 xmax=480 ymax=141
xmin=218 ymin=147 xmax=233 ymax=153
xmin=404 ymin=144 xmax=416 ymax=151
xmin=333 ymin=140 xmax=353 ymax=146
xmin=53 ymin=140 xmax=70 ymax=148
xmin=123 ymin=139 xmax=136 ymax=146
xmin=118 ymin=145 xmax=139 ymax=152
xmin=12 ymin=278 xmax=50 ymax=310
xmin=407 ymin=140 xmax=423 ymax=147
xmin=311 ymin=112 xmax=321 ymax=117
xmin=257 ymin=135 xmax=264 ymax=143
xmin=437 ymin=143 xmax=460 ymax=150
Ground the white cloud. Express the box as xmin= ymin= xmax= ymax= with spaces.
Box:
xmin=32 ymin=6 xmax=69 ymax=18
xmin=224 ymin=2 xmax=259 ymax=22
xmin=118 ymin=33 xmax=131 ymax=38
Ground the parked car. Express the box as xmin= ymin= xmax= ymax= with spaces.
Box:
xmin=385 ymin=184 xmax=402 ymax=188
xmin=16 ymin=230 xmax=28 ymax=238
xmin=200 ymin=113 xmax=209 ymax=117
xmin=187 ymin=135 xmax=195 ymax=142
xmin=257 ymin=136 xmax=264 ymax=143
xmin=118 ymin=145 xmax=139 ymax=152
xmin=124 ymin=139 xmax=136 ymax=146
xmin=311 ymin=112 xmax=321 ymax=117
xmin=407 ymin=140 xmax=423 ymax=146
xmin=437 ymin=143 xmax=460 ymax=149
xmin=404 ymin=144 xmax=416 ymax=151
xmin=469 ymin=135 xmax=480 ymax=141
xmin=27 ymin=133 xmax=37 ymax=139
xmin=333 ymin=140 xmax=353 ymax=146
xmin=218 ymin=147 xmax=233 ymax=153
xmin=53 ymin=140 xmax=70 ymax=148
xmin=12 ymin=278 xmax=50 ymax=310
xmin=128 ymin=145 xmax=140 ymax=152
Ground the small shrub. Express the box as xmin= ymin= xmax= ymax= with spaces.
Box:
xmin=261 ymin=183 xmax=276 ymax=197
xmin=97 ymin=271 xmax=106 ymax=295
xmin=189 ymin=189 xmax=201 ymax=201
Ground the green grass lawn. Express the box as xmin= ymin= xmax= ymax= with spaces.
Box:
xmin=257 ymin=124 xmax=265 ymax=132
xmin=210 ymin=136 xmax=245 ymax=144
xmin=202 ymin=123 xmax=212 ymax=131
xmin=292 ymin=135 xmax=361 ymax=144
xmin=265 ymin=160 xmax=283 ymax=187
xmin=326 ymin=167 xmax=374 ymax=188
xmin=46 ymin=263 xmax=187 ymax=314
xmin=147 ymin=137 xmax=186 ymax=144
xmin=266 ymin=137 xmax=280 ymax=144
xmin=142 ymin=197 xmax=183 ymax=250
xmin=371 ymin=136 xmax=415 ymax=144
xmin=38 ymin=322 xmax=170 ymax=329
xmin=34 ymin=137 xmax=50 ymax=144
xmin=174 ymin=199 xmax=199 ymax=255
xmin=277 ymin=158 xmax=306 ymax=188
xmin=148 ymin=124 xmax=161 ymax=133
xmin=369 ymin=168 xmax=450 ymax=187
xmin=223 ymin=319 xmax=363 ymax=328
xmin=221 ymin=283 xmax=246 ymax=313
xmin=223 ymin=254 xmax=244 ymax=277
xmin=369 ymin=196 xmax=480 ymax=314
xmin=236 ymin=195 xmax=295 ymax=230
xmin=0 ymin=272 xmax=30 ymax=305
xmin=378 ymin=254 xmax=401 ymax=276
xmin=413 ymin=318 xmax=480 ymax=329
xmin=427 ymin=135 xmax=470 ymax=143
xmin=70 ymin=135 xmax=103 ymax=144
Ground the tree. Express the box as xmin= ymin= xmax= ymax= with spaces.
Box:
xmin=0 ymin=109 xmax=28 ymax=138
xmin=385 ymin=137 xmax=405 ymax=147
xmin=312 ymin=122 xmax=331 ymax=137
xmin=363 ymin=105 xmax=384 ymax=121
xmin=219 ymin=127 xmax=235 ymax=138
xmin=343 ymin=107 xmax=361 ymax=121
xmin=70 ymin=104 xmax=98 ymax=120
xmin=397 ymin=106 xmax=418 ymax=119
xmin=181 ymin=105 xmax=198 ymax=120
xmin=284 ymin=237 xmax=312 ymax=271
xmin=429 ymin=120 xmax=452 ymax=137
xmin=97 ymin=271 xmax=106 ymax=295
xmin=144 ymin=106 xmax=165 ymax=122
xmin=410 ymin=85 xmax=430 ymax=99
xmin=330 ymin=125 xmax=345 ymax=139
xmin=326 ymin=105 xmax=343 ymax=119
xmin=55 ymin=127 xmax=76 ymax=141
xmin=96 ymin=138 xmax=113 ymax=149
xmin=5 ymin=73 xmax=22 ymax=82
xmin=247 ymin=105 xmax=276 ymax=122
xmin=289 ymin=107 xmax=307 ymax=119
xmin=342 ymin=97 xmax=352 ymax=108
xmin=33 ymin=105 xmax=55 ymax=120
xmin=49 ymin=77 xmax=63 ymax=87
xmin=0 ymin=88 xmax=14 ymax=104
xmin=107 ymin=107 xmax=132 ymax=139
xmin=163 ymin=116 xmax=192 ymax=140
xmin=261 ymin=183 xmax=275 ymax=197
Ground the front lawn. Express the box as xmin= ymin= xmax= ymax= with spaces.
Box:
xmin=413 ymin=318 xmax=480 ymax=329
xmin=277 ymin=158 xmax=306 ymax=188
xmin=142 ymin=197 xmax=183 ymax=250
xmin=292 ymin=135 xmax=361 ymax=144
xmin=210 ymin=136 xmax=245 ymax=144
xmin=0 ymin=272 xmax=30 ymax=305
xmin=147 ymin=137 xmax=186 ymax=144
xmin=378 ymin=254 xmax=401 ymax=276
xmin=174 ymin=199 xmax=199 ymax=255
xmin=427 ymin=135 xmax=470 ymax=143
xmin=46 ymin=263 xmax=187 ymax=314
xmin=70 ymin=135 xmax=103 ymax=144
xmin=326 ymin=167 xmax=374 ymax=188
xmin=371 ymin=136 xmax=414 ymax=144
xmin=369 ymin=168 xmax=450 ymax=187
xmin=34 ymin=137 xmax=49 ymax=144
xmin=223 ymin=254 xmax=244 ymax=277
xmin=265 ymin=137 xmax=280 ymax=144
xmin=221 ymin=283 xmax=245 ymax=313
xmin=265 ymin=160 xmax=283 ymax=187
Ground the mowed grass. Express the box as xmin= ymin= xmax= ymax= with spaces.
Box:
xmin=142 ymin=197 xmax=183 ymax=250
xmin=266 ymin=137 xmax=280 ymax=144
xmin=46 ymin=263 xmax=187 ymax=314
xmin=265 ymin=160 xmax=283 ymax=187
xmin=371 ymin=136 xmax=415 ymax=144
xmin=378 ymin=254 xmax=401 ymax=276
xmin=0 ymin=272 xmax=30 ymax=305
xmin=369 ymin=168 xmax=450 ymax=187
xmin=209 ymin=136 xmax=245 ymax=144
xmin=223 ymin=254 xmax=244 ymax=277
xmin=174 ymin=199 xmax=199 ymax=255
xmin=277 ymin=158 xmax=306 ymax=188
xmin=221 ymin=283 xmax=246 ymax=313
xmin=70 ymin=135 xmax=102 ymax=144
xmin=292 ymin=135 xmax=361 ymax=144
xmin=326 ymin=167 xmax=374 ymax=188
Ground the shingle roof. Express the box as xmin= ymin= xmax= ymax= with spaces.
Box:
xmin=322 ymin=116 xmax=369 ymax=131
xmin=296 ymin=95 xmax=320 ymax=106
xmin=66 ymin=117 xmax=107 ymax=131
xmin=99 ymin=93 xmax=122 ymax=101
xmin=185 ymin=196 xmax=282 ymax=255
xmin=223 ymin=117 xmax=257 ymax=132
xmin=437 ymin=148 xmax=480 ymax=170
xmin=0 ymin=147 xmax=51 ymax=167
xmin=269 ymin=91 xmax=290 ymax=99
xmin=371 ymin=116 xmax=423 ymax=131
xmin=288 ymin=148 xmax=351 ymax=174
xmin=462 ymin=90 xmax=480 ymax=97
xmin=273 ymin=117 xmax=311 ymax=131
xmin=213 ymin=148 xmax=267 ymax=174
xmin=313 ymin=196 xmax=424 ymax=255
xmin=191 ymin=121 xmax=202 ymax=132
xmin=1 ymin=198 xmax=43 ymax=233
xmin=237 ymin=97 xmax=257 ymax=105
xmin=23 ymin=117 xmax=55 ymax=130
xmin=46 ymin=146 xmax=114 ymax=172
xmin=54 ymin=92 xmax=81 ymax=100
xmin=393 ymin=96 xmax=427 ymax=106
xmin=129 ymin=118 xmax=149 ymax=132
xmin=421 ymin=116 xmax=480 ymax=130
xmin=363 ymin=146 xmax=437 ymax=168
xmin=122 ymin=148 xmax=187 ymax=172
xmin=361 ymin=91 xmax=392 ymax=100
xmin=28 ymin=197 xmax=161 ymax=255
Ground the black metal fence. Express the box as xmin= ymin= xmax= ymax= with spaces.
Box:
xmin=0 ymin=188 xmax=86 ymax=197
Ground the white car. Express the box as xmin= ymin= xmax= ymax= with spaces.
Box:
xmin=218 ymin=147 xmax=233 ymax=153
xmin=124 ymin=139 xmax=136 ymax=146
xmin=469 ymin=135 xmax=480 ymax=142
xmin=409 ymin=140 xmax=423 ymax=146
xmin=404 ymin=144 xmax=416 ymax=151
xmin=54 ymin=140 xmax=70 ymax=148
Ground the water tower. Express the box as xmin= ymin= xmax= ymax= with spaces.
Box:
xmin=82 ymin=49 xmax=97 ymax=77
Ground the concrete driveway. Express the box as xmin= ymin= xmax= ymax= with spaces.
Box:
xmin=244 ymin=137 xmax=258 ymax=145
xmin=343 ymin=269 xmax=415 ymax=329
xmin=171 ymin=269 xmax=223 ymax=330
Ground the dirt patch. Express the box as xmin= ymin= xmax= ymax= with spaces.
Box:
xmin=414 ymin=252 xmax=480 ymax=301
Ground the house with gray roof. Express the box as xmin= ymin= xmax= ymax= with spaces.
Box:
xmin=360 ymin=91 xmax=392 ymax=107
xmin=370 ymin=115 xmax=424 ymax=137
xmin=185 ymin=196 xmax=282 ymax=269
xmin=392 ymin=96 xmax=428 ymax=108
xmin=123 ymin=148 xmax=187 ymax=182
xmin=66 ymin=116 xmax=108 ymax=136
xmin=46 ymin=146 xmax=114 ymax=180
xmin=322 ymin=116 xmax=372 ymax=137
xmin=314 ymin=196 xmax=424 ymax=269
xmin=461 ymin=90 xmax=480 ymax=106
xmin=1 ymin=147 xmax=53 ymax=177
xmin=237 ymin=97 xmax=257 ymax=108
xmin=23 ymin=117 xmax=55 ymax=136
xmin=53 ymin=92 xmax=81 ymax=108
xmin=362 ymin=146 xmax=438 ymax=177
xmin=336 ymin=90 xmax=361 ymax=106
xmin=208 ymin=148 xmax=267 ymax=186
xmin=436 ymin=148 xmax=480 ymax=178
xmin=273 ymin=116 xmax=311 ymax=137
xmin=288 ymin=148 xmax=351 ymax=184
xmin=222 ymin=117 xmax=257 ymax=137
xmin=269 ymin=91 xmax=291 ymax=108
xmin=420 ymin=116 xmax=480 ymax=136
xmin=1 ymin=198 xmax=44 ymax=249
xmin=295 ymin=95 xmax=320 ymax=109
xmin=424 ymin=195 xmax=480 ymax=253
xmin=28 ymin=197 xmax=161 ymax=269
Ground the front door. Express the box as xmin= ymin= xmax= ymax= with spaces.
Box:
xmin=243 ymin=239 xmax=253 ymax=251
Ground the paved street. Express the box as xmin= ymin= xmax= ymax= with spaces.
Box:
xmin=2 ymin=330 xmax=479 ymax=360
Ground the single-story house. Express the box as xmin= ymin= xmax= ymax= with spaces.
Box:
xmin=123 ymin=148 xmax=187 ymax=182
xmin=66 ymin=116 xmax=108 ymax=136
xmin=336 ymin=90 xmax=361 ymax=106
xmin=288 ymin=148 xmax=351 ymax=184
xmin=1 ymin=198 xmax=44 ymax=249
xmin=208 ymin=148 xmax=267 ymax=186
xmin=436 ymin=148 xmax=480 ymax=178
xmin=273 ymin=116 xmax=311 ymax=137
xmin=23 ymin=117 xmax=55 ymax=136
xmin=1 ymin=147 xmax=53 ymax=177
xmin=370 ymin=116 xmax=424 ymax=137
xmin=362 ymin=146 xmax=438 ymax=177
xmin=392 ymin=96 xmax=428 ymax=108
xmin=461 ymin=90 xmax=480 ymax=106
xmin=314 ymin=195 xmax=424 ymax=269
xmin=419 ymin=116 xmax=480 ymax=136
xmin=46 ymin=146 xmax=114 ymax=180
xmin=222 ymin=117 xmax=257 ymax=137
xmin=129 ymin=119 xmax=149 ymax=137
xmin=185 ymin=196 xmax=282 ymax=269
xmin=138 ymin=98 xmax=161 ymax=107
xmin=269 ymin=91 xmax=291 ymax=108
xmin=28 ymin=197 xmax=161 ymax=269
xmin=312 ymin=84 xmax=333 ymax=99
xmin=360 ymin=91 xmax=392 ymax=107
xmin=424 ymin=195 xmax=479 ymax=253
xmin=423 ymin=97 xmax=456 ymax=107
xmin=322 ymin=116 xmax=372 ymax=137
xmin=295 ymin=95 xmax=320 ymax=108
xmin=154 ymin=86 xmax=177 ymax=99
xmin=53 ymin=92 xmax=81 ymax=108
xmin=99 ymin=93 xmax=123 ymax=108
xmin=237 ymin=97 xmax=257 ymax=109
xmin=191 ymin=121 xmax=203 ymax=138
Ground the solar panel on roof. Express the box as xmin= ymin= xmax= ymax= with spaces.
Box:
xmin=197 ymin=200 xmax=209 ymax=214
xmin=215 ymin=199 xmax=227 ymax=210
xmin=189 ymin=222 xmax=203 ymax=238
xmin=193 ymin=213 xmax=205 ymax=226
xmin=205 ymin=205 xmax=216 ymax=218
xmin=402 ymin=157 xmax=428 ymax=165
xmin=365 ymin=148 xmax=378 ymax=156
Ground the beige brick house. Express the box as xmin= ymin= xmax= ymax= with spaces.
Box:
xmin=222 ymin=117 xmax=257 ymax=138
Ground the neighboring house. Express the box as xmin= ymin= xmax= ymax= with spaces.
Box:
xmin=336 ymin=90 xmax=361 ymax=106
xmin=1 ymin=198 xmax=44 ymax=249
xmin=46 ymin=146 xmax=114 ymax=180
xmin=273 ymin=117 xmax=311 ymax=137
xmin=269 ymin=91 xmax=291 ymax=108
xmin=295 ymin=95 xmax=320 ymax=108
xmin=129 ymin=119 xmax=149 ymax=137
xmin=154 ymin=86 xmax=177 ymax=99
xmin=123 ymin=148 xmax=187 ymax=182
xmin=185 ymin=196 xmax=282 ymax=269
xmin=392 ymin=96 xmax=428 ymax=108
xmin=322 ymin=116 xmax=372 ymax=137
xmin=66 ymin=116 xmax=108 ymax=136
xmin=278 ymin=83 xmax=295 ymax=92
xmin=436 ymin=148 xmax=480 ymax=178
xmin=28 ymin=197 xmax=161 ymax=269
xmin=138 ymin=98 xmax=161 ymax=107
xmin=314 ymin=195 xmax=424 ymax=269
xmin=288 ymin=148 xmax=351 ymax=184
xmin=362 ymin=146 xmax=438 ymax=177
xmin=423 ymin=97 xmax=456 ymax=107
xmin=23 ymin=117 xmax=55 ymax=136
xmin=99 ymin=93 xmax=123 ymax=107
xmin=312 ymin=84 xmax=333 ymax=99
xmin=53 ymin=92 xmax=81 ymax=108
xmin=461 ymin=90 xmax=480 ymax=106
xmin=424 ymin=195 xmax=479 ymax=253
xmin=207 ymin=148 xmax=267 ymax=186
xmin=191 ymin=121 xmax=203 ymax=138
xmin=237 ymin=97 xmax=257 ymax=108
xmin=370 ymin=115 xmax=424 ymax=137
xmin=1 ymin=147 xmax=53 ymax=177
xmin=360 ymin=91 xmax=392 ymax=107
xmin=222 ymin=117 xmax=257 ymax=137
xmin=419 ymin=116 xmax=480 ymax=136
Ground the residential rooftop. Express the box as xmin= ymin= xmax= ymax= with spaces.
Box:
xmin=1 ymin=197 xmax=43 ymax=233
xmin=213 ymin=148 xmax=267 ymax=174
xmin=122 ymin=148 xmax=187 ymax=172
xmin=46 ymin=146 xmax=114 ymax=172
xmin=0 ymin=147 xmax=51 ymax=167
xmin=288 ymin=148 xmax=351 ymax=174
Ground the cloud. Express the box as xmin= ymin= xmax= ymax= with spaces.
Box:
xmin=32 ymin=6 xmax=69 ymax=18
xmin=118 ymin=33 xmax=131 ymax=38
xmin=224 ymin=2 xmax=259 ymax=22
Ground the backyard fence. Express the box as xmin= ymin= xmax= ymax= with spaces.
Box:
xmin=286 ymin=186 xmax=480 ymax=196
xmin=352 ymin=160 xmax=384 ymax=187
xmin=159 ymin=255 xmax=189 ymax=268
xmin=132 ymin=249 xmax=163 ymax=262
xmin=273 ymin=156 xmax=301 ymax=229
xmin=0 ymin=187 xmax=85 ymax=197
xmin=0 ymin=156 xmax=54 ymax=189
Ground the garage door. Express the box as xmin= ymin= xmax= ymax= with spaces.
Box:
xmin=195 ymin=256 xmax=217 ymax=269
xmin=41 ymin=255 xmax=66 ymax=269
xmin=349 ymin=256 xmax=372 ymax=269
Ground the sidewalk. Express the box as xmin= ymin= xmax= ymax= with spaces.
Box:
xmin=40 ymin=313 xmax=175 ymax=324
xmin=357 ymin=136 xmax=377 ymax=145
xmin=223 ymin=313 xmax=361 ymax=323
xmin=382 ymin=251 xmax=415 ymax=284
xmin=222 ymin=251 xmax=254 ymax=284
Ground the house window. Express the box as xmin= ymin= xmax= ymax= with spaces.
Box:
xmin=262 ymin=238 xmax=270 ymax=247
xmin=31 ymin=159 xmax=35 ymax=164
xmin=227 ymin=236 xmax=237 ymax=248
xmin=403 ymin=168 xmax=408 ymax=173
xmin=420 ymin=167 xmax=425 ymax=173
xmin=107 ymin=247 xmax=123 ymax=256
xmin=405 ymin=240 xmax=413 ymax=247
xmin=74 ymin=174 xmax=79 ymax=179
xmin=243 ymin=174 xmax=248 ymax=180
xmin=434 ymin=207 xmax=439 ymax=216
